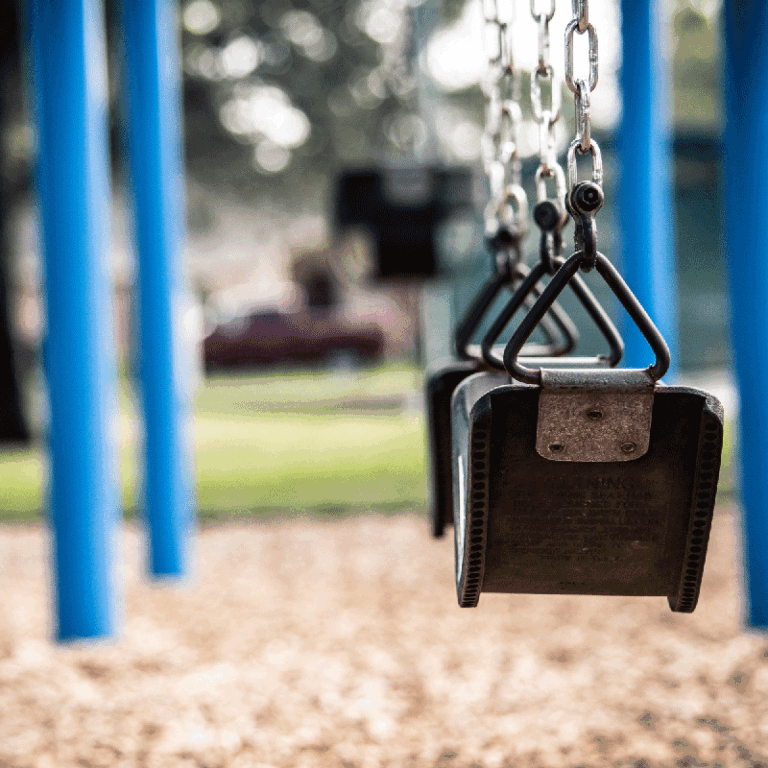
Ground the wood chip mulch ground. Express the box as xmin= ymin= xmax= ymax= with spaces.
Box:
xmin=1 ymin=507 xmax=767 ymax=768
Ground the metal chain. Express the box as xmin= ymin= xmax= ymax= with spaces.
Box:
xmin=564 ymin=0 xmax=602 ymax=191
xmin=572 ymin=0 xmax=589 ymax=33
xmin=481 ymin=0 xmax=527 ymax=246
xmin=563 ymin=0 xmax=604 ymax=269
xmin=529 ymin=0 xmax=565 ymax=206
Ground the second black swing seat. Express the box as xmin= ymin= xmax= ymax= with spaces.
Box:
xmin=426 ymin=238 xmax=628 ymax=538
xmin=425 ymin=248 xmax=579 ymax=539
xmin=451 ymin=239 xmax=724 ymax=614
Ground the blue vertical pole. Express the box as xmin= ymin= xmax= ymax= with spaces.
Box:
xmin=618 ymin=0 xmax=679 ymax=376
xmin=723 ymin=2 xmax=768 ymax=628
xmin=30 ymin=0 xmax=118 ymax=640
xmin=120 ymin=0 xmax=193 ymax=577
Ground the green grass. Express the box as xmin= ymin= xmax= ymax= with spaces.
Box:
xmin=196 ymin=364 xmax=421 ymax=416
xmin=0 ymin=449 xmax=44 ymax=519
xmin=190 ymin=364 xmax=427 ymax=518
xmin=0 ymin=364 xmax=736 ymax=523
xmin=0 ymin=365 xmax=428 ymax=522
xmin=193 ymin=411 xmax=426 ymax=518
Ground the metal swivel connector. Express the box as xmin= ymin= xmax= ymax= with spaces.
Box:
xmin=567 ymin=181 xmax=604 ymax=271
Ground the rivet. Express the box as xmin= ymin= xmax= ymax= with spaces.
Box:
xmin=549 ymin=443 xmax=564 ymax=453
xmin=587 ymin=409 xmax=603 ymax=421
xmin=621 ymin=442 xmax=637 ymax=454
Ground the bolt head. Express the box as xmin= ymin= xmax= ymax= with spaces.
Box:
xmin=533 ymin=201 xmax=560 ymax=230
xmin=572 ymin=182 xmax=604 ymax=213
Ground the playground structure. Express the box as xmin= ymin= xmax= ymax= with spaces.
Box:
xmin=32 ymin=0 xmax=191 ymax=641
xmin=25 ymin=0 xmax=768 ymax=640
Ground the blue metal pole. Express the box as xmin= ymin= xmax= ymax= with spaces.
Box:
xmin=120 ymin=0 xmax=193 ymax=577
xmin=723 ymin=2 xmax=768 ymax=628
xmin=618 ymin=0 xmax=679 ymax=377
xmin=30 ymin=0 xmax=119 ymax=640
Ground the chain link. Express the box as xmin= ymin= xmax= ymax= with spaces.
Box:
xmin=482 ymin=0 xmax=526 ymax=242
xmin=567 ymin=138 xmax=602 ymax=190
xmin=564 ymin=19 xmax=598 ymax=94
xmin=572 ymin=0 xmax=588 ymax=32
xmin=564 ymin=0 xmax=601 ymax=191
xmin=530 ymin=0 xmax=555 ymax=23
xmin=574 ymin=79 xmax=591 ymax=152
xmin=530 ymin=0 xmax=564 ymax=202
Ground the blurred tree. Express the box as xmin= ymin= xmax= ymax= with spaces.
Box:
xmin=673 ymin=1 xmax=720 ymax=132
xmin=182 ymin=0 xmax=379 ymax=195
xmin=177 ymin=0 xmax=469 ymax=206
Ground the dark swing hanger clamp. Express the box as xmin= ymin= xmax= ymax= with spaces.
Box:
xmin=501 ymin=91 xmax=667 ymax=392
xmin=480 ymin=179 xmax=624 ymax=373
xmin=454 ymin=208 xmax=578 ymax=365
xmin=503 ymin=178 xmax=670 ymax=389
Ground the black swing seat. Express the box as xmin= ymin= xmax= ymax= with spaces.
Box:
xmin=451 ymin=370 xmax=724 ymax=612
xmin=424 ymin=260 xmax=578 ymax=539
xmin=425 ymin=252 xmax=623 ymax=539
xmin=426 ymin=359 xmax=484 ymax=538
xmin=425 ymin=350 xmax=619 ymax=538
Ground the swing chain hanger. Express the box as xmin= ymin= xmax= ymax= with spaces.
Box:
xmin=563 ymin=0 xmax=602 ymax=268
xmin=481 ymin=0 xmax=527 ymax=252
xmin=564 ymin=0 xmax=601 ymax=191
xmin=530 ymin=0 xmax=563 ymax=201
xmin=529 ymin=0 xmax=567 ymax=272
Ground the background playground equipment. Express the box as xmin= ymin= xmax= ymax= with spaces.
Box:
xmin=335 ymin=165 xmax=475 ymax=280
xmin=31 ymin=0 xmax=192 ymax=641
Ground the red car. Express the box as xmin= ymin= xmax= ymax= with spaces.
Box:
xmin=203 ymin=308 xmax=386 ymax=371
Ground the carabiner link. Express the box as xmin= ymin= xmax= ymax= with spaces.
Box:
xmin=484 ymin=184 xmax=528 ymax=247
xmin=533 ymin=197 xmax=565 ymax=274
xmin=566 ymin=179 xmax=603 ymax=271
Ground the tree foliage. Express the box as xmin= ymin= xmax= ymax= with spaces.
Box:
xmin=180 ymin=0 xmax=430 ymax=204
